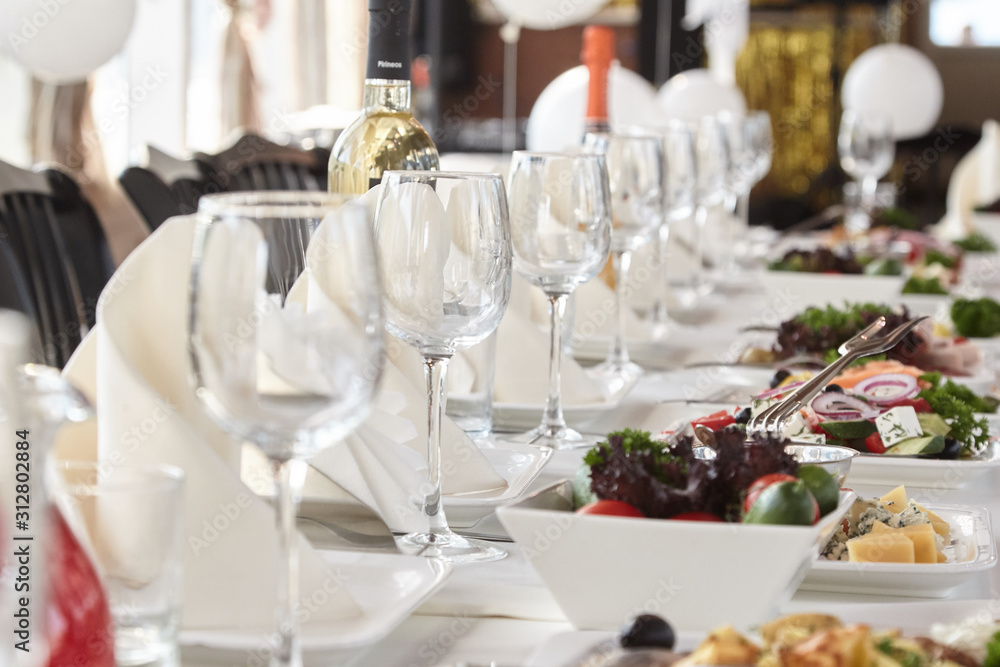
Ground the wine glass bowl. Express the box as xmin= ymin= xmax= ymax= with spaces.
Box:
xmin=191 ymin=193 xmax=385 ymax=460
xmin=375 ymin=170 xmax=512 ymax=562
xmin=838 ymin=109 xmax=895 ymax=233
xmin=189 ymin=191 xmax=385 ymax=667
xmin=506 ymin=151 xmax=612 ymax=448
xmin=508 ymin=153 xmax=612 ymax=295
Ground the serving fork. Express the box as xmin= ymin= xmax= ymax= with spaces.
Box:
xmin=746 ymin=315 xmax=929 ymax=438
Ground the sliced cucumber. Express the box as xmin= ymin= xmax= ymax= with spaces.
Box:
xmin=917 ymin=412 xmax=951 ymax=437
xmin=819 ymin=419 xmax=878 ymax=440
xmin=883 ymin=434 xmax=946 ymax=456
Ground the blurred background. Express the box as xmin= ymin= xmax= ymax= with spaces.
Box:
xmin=0 ymin=0 xmax=997 ymax=230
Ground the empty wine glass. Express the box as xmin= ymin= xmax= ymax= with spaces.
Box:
xmin=583 ymin=132 xmax=663 ymax=387
xmin=189 ymin=192 xmax=385 ymax=667
xmin=719 ymin=111 xmax=773 ymax=272
xmin=507 ymin=151 xmax=612 ymax=448
xmin=375 ymin=170 xmax=512 ymax=562
xmin=839 ymin=109 xmax=894 ymax=233
xmin=686 ymin=116 xmax=729 ymax=299
xmin=646 ymin=121 xmax=696 ymax=331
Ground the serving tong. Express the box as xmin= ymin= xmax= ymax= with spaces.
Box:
xmin=745 ymin=315 xmax=929 ymax=438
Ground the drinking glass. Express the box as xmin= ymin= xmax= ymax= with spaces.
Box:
xmin=839 ymin=109 xmax=895 ymax=233
xmin=57 ymin=462 xmax=185 ymax=667
xmin=688 ymin=116 xmax=729 ymax=297
xmin=583 ymin=133 xmax=663 ymax=386
xmin=507 ymin=152 xmax=612 ymax=448
xmin=375 ymin=170 xmax=512 ymax=562
xmin=189 ymin=192 xmax=385 ymax=667
xmin=719 ymin=111 xmax=773 ymax=272
xmin=647 ymin=121 xmax=696 ymax=330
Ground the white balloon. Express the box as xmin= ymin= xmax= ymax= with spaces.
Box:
xmin=526 ymin=64 xmax=659 ymax=152
xmin=0 ymin=0 xmax=136 ymax=84
xmin=656 ymin=68 xmax=747 ymax=122
xmin=842 ymin=44 xmax=943 ymax=141
xmin=492 ymin=0 xmax=609 ymax=31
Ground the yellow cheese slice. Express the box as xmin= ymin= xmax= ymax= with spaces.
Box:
xmin=847 ymin=532 xmax=916 ymax=563
xmin=879 ymin=486 xmax=908 ymax=514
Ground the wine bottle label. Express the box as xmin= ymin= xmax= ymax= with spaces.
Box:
xmin=367 ymin=0 xmax=411 ymax=81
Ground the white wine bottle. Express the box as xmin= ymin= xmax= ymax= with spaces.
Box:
xmin=328 ymin=0 xmax=440 ymax=194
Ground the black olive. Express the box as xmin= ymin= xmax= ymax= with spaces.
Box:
xmin=770 ymin=369 xmax=791 ymax=389
xmin=824 ymin=384 xmax=845 ymax=393
xmin=938 ymin=438 xmax=962 ymax=460
xmin=734 ymin=406 xmax=752 ymax=424
xmin=620 ymin=614 xmax=676 ymax=650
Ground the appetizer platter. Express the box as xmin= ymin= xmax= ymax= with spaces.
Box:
xmin=528 ymin=611 xmax=1000 ymax=667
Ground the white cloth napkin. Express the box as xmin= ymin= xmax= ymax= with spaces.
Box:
xmin=58 ymin=217 xmax=362 ymax=631
xmin=939 ymin=119 xmax=1000 ymax=238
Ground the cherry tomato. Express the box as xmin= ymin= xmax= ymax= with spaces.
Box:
xmin=576 ymin=500 xmax=645 ymax=518
xmin=691 ymin=410 xmax=735 ymax=431
xmin=670 ymin=512 xmax=723 ymax=522
xmin=742 ymin=473 xmax=797 ymax=514
xmin=865 ymin=432 xmax=887 ymax=454
xmin=884 ymin=397 xmax=931 ymax=413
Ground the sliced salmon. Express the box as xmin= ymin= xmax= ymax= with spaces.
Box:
xmin=831 ymin=359 xmax=931 ymax=390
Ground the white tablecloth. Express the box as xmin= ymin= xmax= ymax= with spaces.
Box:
xmin=179 ymin=267 xmax=1000 ymax=667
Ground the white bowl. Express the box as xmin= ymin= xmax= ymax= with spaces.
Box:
xmin=759 ymin=270 xmax=906 ymax=310
xmin=497 ymin=482 xmax=855 ymax=632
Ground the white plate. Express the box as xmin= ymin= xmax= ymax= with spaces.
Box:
xmin=847 ymin=440 xmax=1000 ymax=489
xmin=759 ymin=270 xmax=907 ymax=310
xmin=800 ymin=504 xmax=997 ymax=598
xmin=489 ymin=374 xmax=640 ymax=431
xmin=445 ymin=443 xmax=554 ymax=527
xmin=180 ymin=550 xmax=450 ymax=658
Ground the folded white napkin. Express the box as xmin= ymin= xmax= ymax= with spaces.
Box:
xmin=939 ymin=120 xmax=1000 ymax=239
xmin=59 ymin=218 xmax=361 ymax=631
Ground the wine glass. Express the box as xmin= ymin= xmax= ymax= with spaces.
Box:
xmin=506 ymin=151 xmax=612 ymax=448
xmin=687 ymin=116 xmax=729 ymax=299
xmin=839 ymin=109 xmax=895 ymax=233
xmin=374 ymin=170 xmax=512 ymax=563
xmin=189 ymin=192 xmax=385 ymax=667
xmin=646 ymin=121 xmax=697 ymax=331
xmin=719 ymin=111 xmax=773 ymax=271
xmin=582 ymin=132 xmax=664 ymax=387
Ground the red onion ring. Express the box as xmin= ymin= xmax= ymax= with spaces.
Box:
xmin=853 ymin=373 xmax=920 ymax=405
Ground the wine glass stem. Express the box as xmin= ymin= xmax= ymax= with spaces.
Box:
xmin=860 ymin=175 xmax=878 ymax=214
xmin=541 ymin=293 xmax=569 ymax=431
xmin=422 ymin=354 xmax=451 ymax=536
xmin=610 ymin=249 xmax=632 ymax=368
xmin=271 ymin=457 xmax=307 ymax=667
xmin=652 ymin=222 xmax=670 ymax=322
xmin=693 ymin=205 xmax=708 ymax=290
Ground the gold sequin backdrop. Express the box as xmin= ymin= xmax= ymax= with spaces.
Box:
xmin=737 ymin=4 xmax=883 ymax=205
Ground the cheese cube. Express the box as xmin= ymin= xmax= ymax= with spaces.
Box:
xmin=869 ymin=521 xmax=893 ymax=533
xmin=751 ymin=397 xmax=778 ymax=417
xmin=847 ymin=532 xmax=916 ymax=563
xmin=896 ymin=524 xmax=938 ymax=563
xmin=875 ymin=406 xmax=924 ymax=447
xmin=913 ymin=502 xmax=951 ymax=538
xmin=781 ymin=412 xmax=826 ymax=444
xmin=879 ymin=485 xmax=909 ymax=514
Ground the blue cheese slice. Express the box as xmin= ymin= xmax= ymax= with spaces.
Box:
xmin=876 ymin=406 xmax=923 ymax=447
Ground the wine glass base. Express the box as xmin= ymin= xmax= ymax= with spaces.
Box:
xmin=506 ymin=424 xmax=602 ymax=450
xmin=396 ymin=529 xmax=507 ymax=563
xmin=587 ymin=359 xmax=643 ymax=394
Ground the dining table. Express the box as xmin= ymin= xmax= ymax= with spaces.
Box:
xmin=174 ymin=249 xmax=1000 ymax=666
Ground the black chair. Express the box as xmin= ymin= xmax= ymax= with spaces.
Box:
xmin=0 ymin=159 xmax=114 ymax=367
xmin=120 ymin=135 xmax=332 ymax=231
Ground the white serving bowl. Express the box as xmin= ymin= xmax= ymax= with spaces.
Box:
xmin=497 ymin=482 xmax=854 ymax=632
xmin=759 ymin=270 xmax=906 ymax=310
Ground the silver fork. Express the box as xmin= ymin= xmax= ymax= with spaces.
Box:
xmin=746 ymin=316 xmax=928 ymax=438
